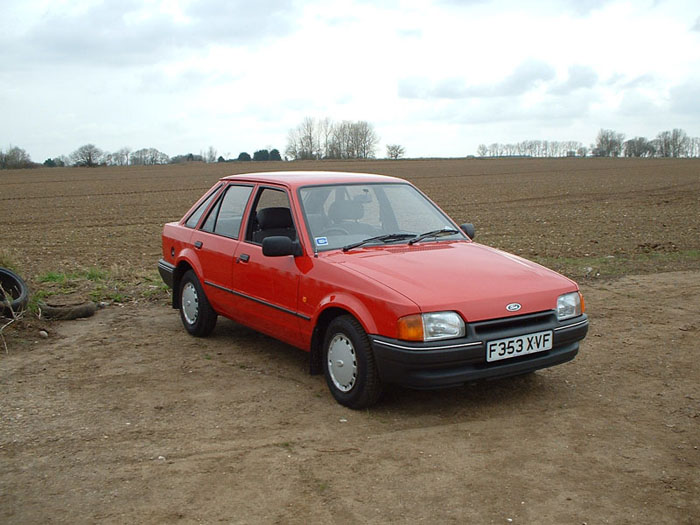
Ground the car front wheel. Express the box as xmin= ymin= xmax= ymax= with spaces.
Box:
xmin=323 ymin=315 xmax=382 ymax=409
xmin=179 ymin=270 xmax=217 ymax=337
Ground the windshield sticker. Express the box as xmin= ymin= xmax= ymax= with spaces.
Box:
xmin=315 ymin=237 xmax=329 ymax=246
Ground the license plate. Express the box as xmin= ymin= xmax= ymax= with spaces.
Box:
xmin=486 ymin=330 xmax=553 ymax=362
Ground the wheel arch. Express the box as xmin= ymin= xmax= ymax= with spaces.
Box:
xmin=310 ymin=306 xmax=359 ymax=375
xmin=172 ymin=260 xmax=195 ymax=309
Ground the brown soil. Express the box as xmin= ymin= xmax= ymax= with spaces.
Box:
xmin=1 ymin=272 xmax=698 ymax=523
xmin=1 ymin=159 xmax=699 ymax=523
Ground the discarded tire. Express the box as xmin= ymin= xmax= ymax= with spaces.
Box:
xmin=0 ymin=267 xmax=29 ymax=318
xmin=39 ymin=301 xmax=97 ymax=320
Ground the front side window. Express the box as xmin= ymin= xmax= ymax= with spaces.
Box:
xmin=246 ymin=187 xmax=297 ymax=244
xmin=299 ymin=183 xmax=463 ymax=251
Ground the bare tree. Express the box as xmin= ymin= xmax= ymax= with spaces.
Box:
xmin=70 ymin=144 xmax=103 ymax=167
xmin=319 ymin=117 xmax=334 ymax=159
xmin=0 ymin=146 xmax=33 ymax=169
xmin=106 ymin=147 xmax=132 ymax=166
xmin=386 ymin=144 xmax=405 ymax=159
xmin=285 ymin=128 xmax=301 ymax=160
xmin=206 ymin=146 xmax=217 ymax=163
xmin=285 ymin=117 xmax=320 ymax=160
xmin=670 ymin=128 xmax=689 ymax=157
xmin=330 ymin=120 xmax=353 ymax=159
xmin=351 ymin=121 xmax=379 ymax=159
xmin=285 ymin=117 xmax=379 ymax=160
xmin=593 ymin=129 xmax=625 ymax=157
xmin=299 ymin=117 xmax=320 ymax=159
xmin=623 ymin=137 xmax=655 ymax=157
xmin=130 ymin=148 xmax=169 ymax=165
xmin=476 ymin=144 xmax=488 ymax=157
xmin=689 ymin=137 xmax=700 ymax=157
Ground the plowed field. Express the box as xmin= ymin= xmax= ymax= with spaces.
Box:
xmin=1 ymin=158 xmax=699 ymax=523
xmin=1 ymin=158 xmax=699 ymax=279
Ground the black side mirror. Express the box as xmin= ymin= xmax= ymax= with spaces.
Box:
xmin=262 ymin=236 xmax=302 ymax=257
xmin=460 ymin=223 xmax=475 ymax=240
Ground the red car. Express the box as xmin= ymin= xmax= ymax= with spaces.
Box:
xmin=158 ymin=171 xmax=588 ymax=408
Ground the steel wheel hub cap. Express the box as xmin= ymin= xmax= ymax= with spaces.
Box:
xmin=328 ymin=334 xmax=357 ymax=392
xmin=182 ymin=282 xmax=199 ymax=325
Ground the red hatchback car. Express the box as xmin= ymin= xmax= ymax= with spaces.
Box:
xmin=158 ymin=171 xmax=588 ymax=408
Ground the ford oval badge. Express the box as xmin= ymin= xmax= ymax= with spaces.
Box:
xmin=506 ymin=303 xmax=521 ymax=312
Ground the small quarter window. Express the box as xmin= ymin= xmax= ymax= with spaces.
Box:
xmin=185 ymin=185 xmax=221 ymax=229
xmin=201 ymin=197 xmax=222 ymax=233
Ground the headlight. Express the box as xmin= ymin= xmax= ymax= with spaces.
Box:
xmin=398 ymin=311 xmax=465 ymax=342
xmin=557 ymin=292 xmax=583 ymax=321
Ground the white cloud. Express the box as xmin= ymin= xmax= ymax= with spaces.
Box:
xmin=549 ymin=65 xmax=599 ymax=95
xmin=2 ymin=0 xmax=300 ymax=69
xmin=398 ymin=59 xmax=556 ymax=99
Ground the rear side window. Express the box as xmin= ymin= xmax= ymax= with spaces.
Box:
xmin=185 ymin=185 xmax=221 ymax=228
xmin=201 ymin=185 xmax=253 ymax=239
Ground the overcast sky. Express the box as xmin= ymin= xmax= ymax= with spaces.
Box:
xmin=2 ymin=0 xmax=699 ymax=161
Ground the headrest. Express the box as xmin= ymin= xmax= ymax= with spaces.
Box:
xmin=328 ymin=200 xmax=363 ymax=221
xmin=257 ymin=207 xmax=293 ymax=229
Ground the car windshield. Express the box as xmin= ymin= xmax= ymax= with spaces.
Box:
xmin=299 ymin=182 xmax=465 ymax=252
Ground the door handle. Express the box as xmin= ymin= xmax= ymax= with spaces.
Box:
xmin=237 ymin=253 xmax=250 ymax=263
xmin=194 ymin=241 xmax=203 ymax=249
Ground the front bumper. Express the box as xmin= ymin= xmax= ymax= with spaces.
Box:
xmin=371 ymin=312 xmax=588 ymax=389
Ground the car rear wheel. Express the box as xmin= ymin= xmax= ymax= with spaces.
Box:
xmin=179 ymin=270 xmax=217 ymax=337
xmin=323 ymin=315 xmax=382 ymax=409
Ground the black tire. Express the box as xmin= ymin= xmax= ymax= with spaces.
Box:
xmin=0 ymin=267 xmax=29 ymax=318
xmin=179 ymin=270 xmax=217 ymax=337
xmin=39 ymin=301 xmax=97 ymax=320
xmin=323 ymin=315 xmax=382 ymax=409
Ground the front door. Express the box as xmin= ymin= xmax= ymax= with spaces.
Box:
xmin=231 ymin=186 xmax=304 ymax=347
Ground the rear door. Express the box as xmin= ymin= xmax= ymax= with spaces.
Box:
xmin=191 ymin=183 xmax=254 ymax=318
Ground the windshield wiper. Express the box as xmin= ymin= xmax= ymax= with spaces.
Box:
xmin=408 ymin=228 xmax=460 ymax=245
xmin=342 ymin=233 xmax=416 ymax=252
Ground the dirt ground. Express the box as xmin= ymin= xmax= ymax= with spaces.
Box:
xmin=1 ymin=159 xmax=699 ymax=523
xmin=1 ymin=272 xmax=698 ymax=523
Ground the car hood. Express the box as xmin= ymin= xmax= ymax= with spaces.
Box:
xmin=326 ymin=241 xmax=576 ymax=322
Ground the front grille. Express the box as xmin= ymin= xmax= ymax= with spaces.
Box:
xmin=470 ymin=311 xmax=556 ymax=340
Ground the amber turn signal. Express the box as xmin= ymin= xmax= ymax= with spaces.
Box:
xmin=397 ymin=314 xmax=424 ymax=341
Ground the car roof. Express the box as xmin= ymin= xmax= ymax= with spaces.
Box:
xmin=219 ymin=171 xmax=404 ymax=188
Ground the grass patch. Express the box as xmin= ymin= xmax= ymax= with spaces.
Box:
xmin=0 ymin=250 xmax=19 ymax=272
xmin=85 ymin=267 xmax=108 ymax=281
xmin=27 ymin=289 xmax=55 ymax=314
xmin=38 ymin=271 xmax=71 ymax=284
xmin=31 ymin=266 xmax=170 ymax=308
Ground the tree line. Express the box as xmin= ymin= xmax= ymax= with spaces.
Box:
xmin=477 ymin=128 xmax=700 ymax=158
xmin=33 ymin=144 xmax=284 ymax=169
xmin=3 ymin=124 xmax=699 ymax=170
